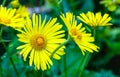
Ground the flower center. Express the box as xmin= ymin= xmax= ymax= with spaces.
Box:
xmin=70 ymin=28 xmax=82 ymax=40
xmin=37 ymin=37 xmax=44 ymax=45
xmin=70 ymin=28 xmax=78 ymax=36
xmin=30 ymin=35 xmax=46 ymax=50
xmin=77 ymin=34 xmax=82 ymax=40
xmin=0 ymin=17 xmax=10 ymax=24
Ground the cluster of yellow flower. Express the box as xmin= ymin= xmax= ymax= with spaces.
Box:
xmin=0 ymin=5 xmax=112 ymax=71
xmin=0 ymin=0 xmax=29 ymax=29
xmin=100 ymin=0 xmax=120 ymax=11
xmin=10 ymin=0 xmax=30 ymax=18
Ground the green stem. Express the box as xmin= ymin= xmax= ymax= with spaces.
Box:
xmin=42 ymin=71 xmax=44 ymax=77
xmin=2 ymin=0 xmax=7 ymax=6
xmin=0 ymin=26 xmax=19 ymax=77
xmin=0 ymin=26 xmax=6 ymax=48
xmin=0 ymin=26 xmax=3 ymax=38
xmin=93 ymin=28 xmax=96 ymax=38
xmin=64 ymin=53 xmax=67 ymax=77
xmin=9 ymin=57 xmax=20 ymax=77
xmin=78 ymin=28 xmax=96 ymax=77
xmin=50 ymin=36 xmax=70 ymax=77
xmin=79 ymin=53 xmax=91 ymax=77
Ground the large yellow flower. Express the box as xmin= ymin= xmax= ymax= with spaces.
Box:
xmin=0 ymin=6 xmax=24 ymax=28
xmin=17 ymin=13 xmax=65 ymax=71
xmin=60 ymin=12 xmax=99 ymax=55
xmin=77 ymin=11 xmax=112 ymax=27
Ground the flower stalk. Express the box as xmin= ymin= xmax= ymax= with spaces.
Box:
xmin=78 ymin=52 xmax=91 ymax=77
xmin=2 ymin=0 xmax=7 ymax=6
xmin=78 ymin=28 xmax=96 ymax=77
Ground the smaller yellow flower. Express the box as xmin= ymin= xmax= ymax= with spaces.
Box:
xmin=100 ymin=0 xmax=120 ymax=11
xmin=10 ymin=0 xmax=20 ymax=8
xmin=60 ymin=12 xmax=99 ymax=55
xmin=0 ymin=6 xmax=25 ymax=29
xmin=77 ymin=11 xmax=112 ymax=27
xmin=16 ymin=6 xmax=30 ymax=18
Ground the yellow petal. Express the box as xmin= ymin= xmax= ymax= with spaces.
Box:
xmin=29 ymin=49 xmax=35 ymax=66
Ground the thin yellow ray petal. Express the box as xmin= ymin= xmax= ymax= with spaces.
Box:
xmin=47 ymin=30 xmax=65 ymax=37
xmin=36 ymin=51 xmax=40 ymax=70
xmin=79 ymin=13 xmax=89 ymax=23
xmin=40 ymin=51 xmax=47 ymax=71
xmin=42 ymin=51 xmax=51 ymax=67
xmin=45 ymin=18 xmax=57 ymax=28
xmin=29 ymin=49 xmax=35 ymax=66
xmin=19 ymin=45 xmax=30 ymax=55
xmin=60 ymin=13 xmax=72 ymax=30
xmin=39 ymin=16 xmax=46 ymax=31
xmin=72 ymin=15 xmax=77 ymax=28
xmin=56 ymin=49 xmax=65 ymax=55
xmin=44 ymin=51 xmax=53 ymax=65
xmin=23 ymin=46 xmax=32 ymax=61
xmin=101 ymin=17 xmax=112 ymax=26
xmin=38 ymin=51 xmax=41 ymax=70
xmin=95 ymin=12 xmax=102 ymax=25
xmin=17 ymin=44 xmax=29 ymax=49
xmin=99 ymin=14 xmax=109 ymax=25
xmin=105 ymin=23 xmax=112 ymax=26
xmin=6 ymin=8 xmax=14 ymax=17
xmin=43 ymin=23 xmax=62 ymax=35
xmin=47 ymin=39 xmax=65 ymax=44
xmin=77 ymin=23 xmax=82 ymax=30
xmin=87 ymin=12 xmax=92 ymax=21
xmin=33 ymin=51 xmax=37 ymax=69
xmin=47 ymin=34 xmax=65 ymax=39
xmin=33 ymin=15 xmax=39 ymax=32
xmin=32 ymin=13 xmax=36 ymax=27
xmin=18 ymin=38 xmax=29 ymax=43
xmin=79 ymin=27 xmax=85 ymax=32
xmin=38 ymin=15 xmax=42 ymax=27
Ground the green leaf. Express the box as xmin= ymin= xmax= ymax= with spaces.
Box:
xmin=1 ymin=37 xmax=21 ymax=60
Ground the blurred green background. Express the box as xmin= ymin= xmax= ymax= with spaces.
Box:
xmin=0 ymin=0 xmax=120 ymax=77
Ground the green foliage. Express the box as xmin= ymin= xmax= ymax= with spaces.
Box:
xmin=0 ymin=0 xmax=120 ymax=77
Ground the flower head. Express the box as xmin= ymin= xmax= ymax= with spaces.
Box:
xmin=16 ymin=6 xmax=30 ymax=18
xmin=10 ymin=0 xmax=20 ymax=8
xmin=100 ymin=0 xmax=120 ymax=11
xmin=60 ymin=12 xmax=99 ymax=55
xmin=0 ymin=6 xmax=24 ymax=28
xmin=77 ymin=11 xmax=112 ymax=27
xmin=17 ymin=13 xmax=65 ymax=71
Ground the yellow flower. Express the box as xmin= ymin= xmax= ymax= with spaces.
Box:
xmin=0 ymin=6 xmax=24 ymax=28
xmin=16 ymin=6 xmax=30 ymax=18
xmin=17 ymin=13 xmax=65 ymax=71
xmin=60 ymin=12 xmax=99 ymax=55
xmin=10 ymin=0 xmax=20 ymax=8
xmin=77 ymin=11 xmax=112 ymax=27
xmin=100 ymin=0 xmax=120 ymax=11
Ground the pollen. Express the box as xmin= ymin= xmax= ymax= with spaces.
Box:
xmin=37 ymin=37 xmax=44 ymax=45
xmin=30 ymin=34 xmax=46 ymax=50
